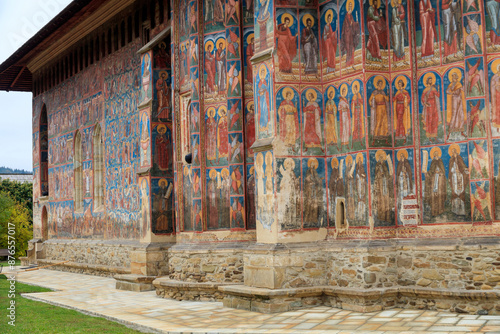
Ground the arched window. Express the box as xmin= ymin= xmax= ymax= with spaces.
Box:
xmin=39 ymin=105 xmax=49 ymax=197
xmin=74 ymin=130 xmax=83 ymax=211
xmin=41 ymin=205 xmax=48 ymax=240
xmin=93 ymin=124 xmax=104 ymax=209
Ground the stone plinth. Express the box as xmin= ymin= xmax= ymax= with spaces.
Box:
xmin=115 ymin=274 xmax=156 ymax=292
xmin=154 ymin=278 xmax=237 ymax=301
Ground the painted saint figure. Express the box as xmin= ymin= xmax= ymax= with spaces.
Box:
xmin=442 ymin=0 xmax=462 ymax=59
xmin=205 ymin=42 xmax=216 ymax=93
xmin=301 ymin=15 xmax=319 ymax=75
xmin=278 ymin=88 xmax=299 ymax=148
xmin=421 ymin=73 xmax=441 ymax=142
xmin=257 ymin=65 xmax=271 ymax=134
xmin=276 ymin=14 xmax=297 ymax=73
xmin=369 ymin=77 xmax=390 ymax=145
xmin=325 ymin=87 xmax=338 ymax=148
xmin=355 ymin=153 xmax=367 ymax=221
xmin=207 ymin=169 xmax=219 ymax=228
xmin=448 ymin=145 xmax=468 ymax=216
xmin=351 ymin=82 xmax=364 ymax=146
xmin=490 ymin=61 xmax=500 ymax=129
xmin=396 ymin=149 xmax=413 ymax=202
xmin=304 ymin=158 xmax=324 ymax=227
xmin=366 ymin=0 xmax=388 ymax=61
xmin=341 ymin=0 xmax=360 ymax=69
xmin=279 ymin=158 xmax=300 ymax=229
xmin=303 ymin=89 xmax=323 ymax=151
xmin=446 ymin=69 xmax=466 ymax=139
xmin=322 ymin=10 xmax=337 ymax=73
xmin=391 ymin=0 xmax=407 ymax=62
xmin=217 ymin=107 xmax=229 ymax=163
xmin=393 ymin=77 xmax=411 ymax=143
xmin=419 ymin=0 xmax=437 ymax=58
xmin=487 ymin=0 xmax=500 ymax=45
xmin=246 ymin=35 xmax=254 ymax=84
xmin=374 ymin=150 xmax=393 ymax=223
xmin=215 ymin=40 xmax=227 ymax=94
xmin=328 ymin=158 xmax=341 ymax=225
xmin=206 ymin=108 xmax=217 ymax=162
xmin=345 ymin=155 xmax=356 ymax=222
xmin=339 ymin=84 xmax=351 ymax=149
xmin=424 ymin=147 xmax=447 ymax=217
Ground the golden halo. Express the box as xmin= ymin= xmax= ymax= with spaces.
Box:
xmin=430 ymin=147 xmax=442 ymax=159
xmin=306 ymin=88 xmax=318 ymax=101
xmin=183 ymin=166 xmax=190 ymax=175
xmin=157 ymin=124 xmax=167 ymax=134
xmin=265 ymin=151 xmax=273 ymax=164
xmin=423 ymin=72 xmax=436 ymax=86
xmin=307 ymin=157 xmax=319 ymax=169
xmin=302 ymin=13 xmax=315 ymax=27
xmin=340 ymin=83 xmax=349 ymax=97
xmin=249 ymin=166 xmax=255 ymax=174
xmin=209 ymin=169 xmax=217 ymax=179
xmin=448 ymin=143 xmax=461 ymax=156
xmin=221 ymin=168 xmax=229 ymax=177
xmin=215 ymin=38 xmax=226 ymax=50
xmin=159 ymin=178 xmax=168 ymax=186
xmin=283 ymin=87 xmax=294 ymax=99
xmin=246 ymin=101 xmax=255 ymax=110
xmin=448 ymin=68 xmax=462 ymax=81
xmin=327 ymin=86 xmax=336 ymax=99
xmin=246 ymin=33 xmax=255 ymax=45
xmin=180 ymin=43 xmax=186 ymax=51
xmin=395 ymin=75 xmax=407 ymax=89
xmin=331 ymin=157 xmax=339 ymax=168
xmin=346 ymin=155 xmax=353 ymax=165
xmin=356 ymin=152 xmax=364 ymax=163
xmin=205 ymin=40 xmax=214 ymax=52
xmin=325 ymin=9 xmax=334 ymax=23
xmin=373 ymin=75 xmax=386 ymax=90
xmin=352 ymin=80 xmax=360 ymax=93
xmin=218 ymin=106 xmax=228 ymax=117
xmin=259 ymin=64 xmax=267 ymax=78
xmin=369 ymin=0 xmax=380 ymax=8
xmin=397 ymin=149 xmax=408 ymax=161
xmin=207 ymin=107 xmax=216 ymax=118
xmin=375 ymin=150 xmax=387 ymax=162
xmin=281 ymin=13 xmax=294 ymax=26
xmin=256 ymin=152 xmax=264 ymax=165
xmin=346 ymin=0 xmax=355 ymax=12
xmin=492 ymin=58 xmax=500 ymax=74
xmin=284 ymin=157 xmax=295 ymax=170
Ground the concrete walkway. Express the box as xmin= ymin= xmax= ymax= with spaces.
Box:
xmin=4 ymin=267 xmax=500 ymax=333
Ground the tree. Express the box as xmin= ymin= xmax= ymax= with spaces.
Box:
xmin=0 ymin=179 xmax=32 ymax=223
xmin=0 ymin=192 xmax=32 ymax=258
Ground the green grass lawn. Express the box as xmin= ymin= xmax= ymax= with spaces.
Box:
xmin=0 ymin=275 xmax=146 ymax=333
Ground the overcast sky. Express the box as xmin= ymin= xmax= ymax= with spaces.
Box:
xmin=0 ymin=0 xmax=72 ymax=171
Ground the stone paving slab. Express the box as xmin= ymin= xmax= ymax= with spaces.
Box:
xmin=3 ymin=268 xmax=500 ymax=333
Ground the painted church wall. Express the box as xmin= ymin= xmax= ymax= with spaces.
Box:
xmin=33 ymin=40 xmax=143 ymax=240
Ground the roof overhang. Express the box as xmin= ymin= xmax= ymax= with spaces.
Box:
xmin=0 ymin=0 xmax=107 ymax=92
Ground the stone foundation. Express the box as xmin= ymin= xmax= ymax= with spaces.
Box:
xmin=154 ymin=278 xmax=236 ymax=301
xmin=115 ymin=274 xmax=156 ymax=291
xmin=40 ymin=239 xmax=170 ymax=277
xmin=154 ymin=237 xmax=500 ymax=314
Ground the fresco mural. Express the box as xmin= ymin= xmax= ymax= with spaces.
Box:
xmin=31 ymin=0 xmax=500 ymax=245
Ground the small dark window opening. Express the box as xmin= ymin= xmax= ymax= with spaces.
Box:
xmin=101 ymin=33 xmax=105 ymax=58
xmin=127 ymin=16 xmax=133 ymax=43
xmin=95 ymin=37 xmax=100 ymax=62
xmin=89 ymin=40 xmax=94 ymax=65
xmin=158 ymin=0 xmax=164 ymax=24
xmin=113 ymin=25 xmax=119 ymax=51
xmin=150 ymin=0 xmax=156 ymax=28
xmin=120 ymin=20 xmax=126 ymax=47
xmin=134 ymin=11 xmax=140 ymax=38
xmin=84 ymin=43 xmax=89 ymax=67
xmin=107 ymin=28 xmax=112 ymax=55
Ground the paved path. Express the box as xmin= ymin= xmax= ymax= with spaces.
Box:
xmin=4 ymin=268 xmax=500 ymax=333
